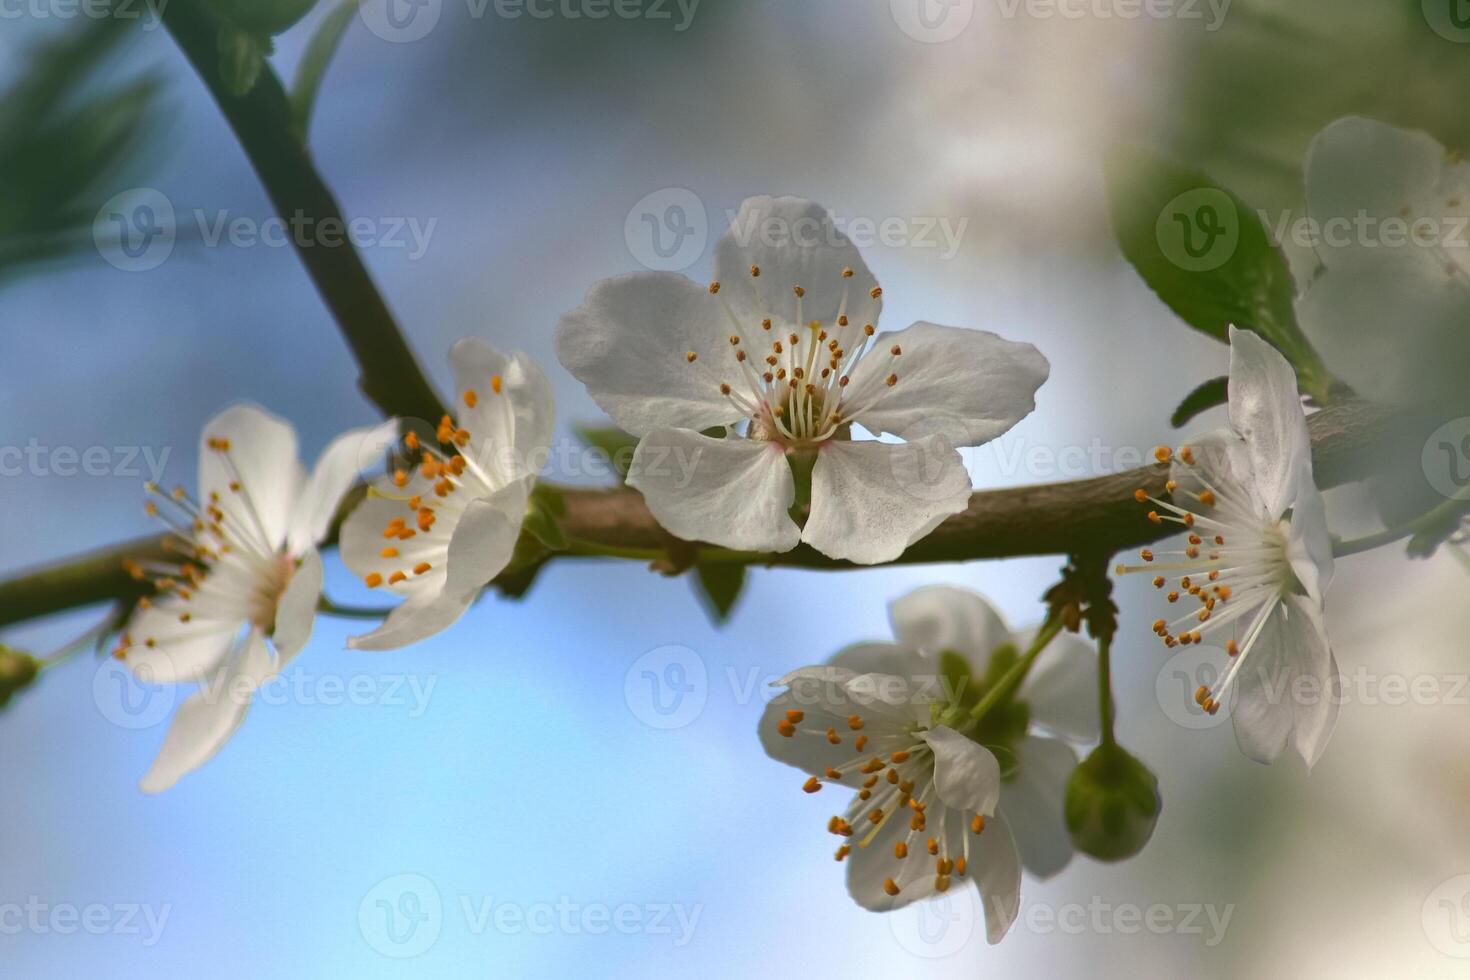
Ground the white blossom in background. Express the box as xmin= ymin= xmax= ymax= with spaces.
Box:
xmin=115 ymin=404 xmax=397 ymax=792
xmin=556 ymin=195 xmax=1049 ymax=565
xmin=1120 ymin=326 xmax=1339 ymax=767
xmin=1296 ymin=115 xmax=1470 ymax=408
xmin=759 ymin=585 xmax=1097 ymax=943
xmin=340 ymin=339 xmax=554 ymax=650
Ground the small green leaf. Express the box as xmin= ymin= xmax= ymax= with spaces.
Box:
xmin=1170 ymin=375 xmax=1229 ymax=428
xmin=692 ymin=563 xmax=745 ymax=624
xmin=937 ymin=650 xmax=975 ymax=710
xmin=218 ymin=26 xmax=268 ymax=98
xmin=522 ymin=502 xmax=568 ymax=551
xmin=1104 ymin=146 xmax=1332 ymax=401
xmin=575 ymin=426 xmax=640 ymax=482
xmin=290 ymin=0 xmax=360 ymax=139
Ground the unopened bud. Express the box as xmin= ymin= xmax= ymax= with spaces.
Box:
xmin=1064 ymin=743 xmax=1161 ymax=862
xmin=0 ymin=645 xmax=40 ymax=710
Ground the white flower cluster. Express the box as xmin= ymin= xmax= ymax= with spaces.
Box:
xmin=108 ymin=170 xmax=1411 ymax=939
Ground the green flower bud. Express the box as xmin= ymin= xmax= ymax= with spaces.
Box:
xmin=0 ymin=645 xmax=40 ymax=710
xmin=1065 ymin=743 xmax=1161 ymax=862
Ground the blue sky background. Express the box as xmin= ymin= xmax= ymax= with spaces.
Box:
xmin=6 ymin=2 xmax=1470 ymax=977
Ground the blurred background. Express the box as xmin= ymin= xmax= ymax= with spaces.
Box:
xmin=5 ymin=0 xmax=1470 ymax=976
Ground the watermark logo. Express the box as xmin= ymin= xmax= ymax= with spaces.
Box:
xmin=891 ymin=0 xmax=975 ymax=42
xmin=1155 ymin=644 xmax=1232 ymax=730
xmin=93 ymin=188 xmax=176 ymax=272
xmin=625 ymin=188 xmax=708 ymax=271
xmin=93 ymin=658 xmax=177 ymax=730
xmin=1155 ymin=188 xmax=1238 ymax=272
xmin=624 ymin=644 xmax=707 ymax=729
xmin=1425 ymin=0 xmax=1470 ymax=42
xmin=360 ymin=0 xmax=443 ymax=41
xmin=94 ymin=189 xmax=436 ymax=268
xmin=1423 ymin=874 xmax=1470 ymax=957
xmin=889 ymin=890 xmax=978 ymax=958
xmin=359 ymin=874 xmax=444 ymax=958
xmin=1422 ymin=417 xmax=1470 ymax=500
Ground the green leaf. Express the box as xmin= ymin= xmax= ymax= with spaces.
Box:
xmin=575 ymin=426 xmax=640 ymax=482
xmin=521 ymin=500 xmax=568 ymax=551
xmin=0 ymin=22 xmax=161 ymax=283
xmin=1170 ymin=375 xmax=1229 ymax=428
xmin=692 ymin=563 xmax=745 ymax=625
xmin=937 ymin=650 xmax=975 ymax=711
xmin=218 ymin=26 xmax=268 ymax=98
xmin=1104 ymin=146 xmax=1332 ymax=401
xmin=290 ymin=0 xmax=360 ymax=139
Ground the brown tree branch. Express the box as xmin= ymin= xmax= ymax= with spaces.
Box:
xmin=156 ymin=0 xmax=447 ymax=425
xmin=0 ymin=399 xmax=1397 ymax=630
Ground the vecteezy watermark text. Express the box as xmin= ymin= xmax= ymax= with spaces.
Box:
xmin=0 ymin=0 xmax=167 ymax=29
xmin=94 ymin=188 xmax=437 ymax=272
xmin=357 ymin=874 xmax=701 ymax=958
xmin=359 ymin=0 xmax=699 ymax=44
xmin=0 ymin=898 xmax=170 ymax=946
xmin=0 ymin=440 xmax=170 ymax=482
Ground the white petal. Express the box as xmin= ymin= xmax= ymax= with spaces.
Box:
xmin=801 ymin=437 xmax=971 ymax=564
xmin=1286 ymin=472 xmax=1335 ymax=604
xmin=970 ymin=811 xmax=1023 ymax=944
xmin=1002 ymin=737 xmax=1078 ymax=879
xmin=338 ymin=478 xmax=451 ymax=593
xmin=1296 ymin=256 xmax=1470 ymax=407
xmin=1230 ymin=604 xmax=1295 ymax=764
xmin=139 ymin=630 xmax=272 ymax=793
xmin=451 ymin=341 xmax=556 ymax=485
xmin=713 ymin=196 xmax=882 ymax=333
xmin=1299 ymin=117 xmax=1470 ymax=406
xmin=1018 ymin=629 xmax=1099 ymax=742
xmin=347 ymin=591 xmax=476 ymax=652
xmin=828 ymin=642 xmax=917 ymax=678
xmin=347 ymin=497 xmax=518 ymax=651
xmin=1227 ymin=326 xmax=1310 ymax=519
xmin=888 ymin=585 xmax=1015 ymax=673
xmin=923 ymin=725 xmax=1002 ymax=815
xmin=198 ymin=403 xmax=303 ymax=552
xmin=846 ymin=323 xmax=1049 ymax=447
xmin=122 ymin=599 xmax=238 ymax=684
xmin=1284 ymin=596 xmax=1339 ymax=770
xmin=286 ymin=420 xmax=399 ymax=554
xmin=271 ymin=548 xmax=323 ymax=668
xmin=758 ymin=676 xmax=872 ymax=777
xmin=626 ymin=429 xmax=800 ymax=553
xmin=555 ymin=272 xmax=746 ymax=437
xmin=1305 ymin=117 xmax=1452 ymax=271
xmin=1175 ymin=428 xmax=1262 ymax=518
xmin=844 ymin=805 xmax=934 ymax=911
xmin=843 ymin=671 xmax=931 ymax=727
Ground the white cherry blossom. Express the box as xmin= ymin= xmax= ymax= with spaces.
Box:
xmin=1296 ymin=115 xmax=1470 ymax=408
xmin=556 ymin=195 xmax=1049 ymax=564
xmin=115 ymin=404 xmax=396 ymax=792
xmin=340 ymin=339 xmax=555 ymax=650
xmin=1118 ymin=326 xmax=1339 ymax=767
xmin=760 ymin=585 xmax=1097 ymax=942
